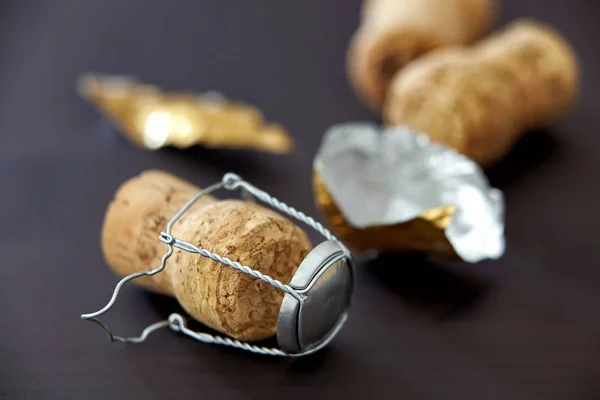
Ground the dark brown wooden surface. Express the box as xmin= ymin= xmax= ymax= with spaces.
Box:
xmin=1 ymin=1 xmax=600 ymax=399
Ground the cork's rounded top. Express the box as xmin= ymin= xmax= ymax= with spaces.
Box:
xmin=277 ymin=240 xmax=354 ymax=354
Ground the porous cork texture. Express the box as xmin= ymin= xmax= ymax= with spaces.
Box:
xmin=384 ymin=20 xmax=579 ymax=166
xmin=101 ymin=170 xmax=312 ymax=341
xmin=348 ymin=0 xmax=497 ymax=111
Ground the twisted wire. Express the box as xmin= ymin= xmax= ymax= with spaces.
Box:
xmin=170 ymin=311 xmax=347 ymax=358
xmin=238 ymin=181 xmax=336 ymax=241
xmin=168 ymin=237 xmax=302 ymax=300
xmin=168 ymin=314 xmax=288 ymax=356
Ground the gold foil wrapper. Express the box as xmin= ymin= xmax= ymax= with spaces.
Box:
xmin=314 ymin=172 xmax=459 ymax=258
xmin=313 ymin=123 xmax=505 ymax=262
xmin=77 ymin=74 xmax=293 ymax=153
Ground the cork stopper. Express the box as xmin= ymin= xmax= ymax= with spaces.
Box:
xmin=101 ymin=171 xmax=312 ymax=341
xmin=348 ymin=0 xmax=497 ymax=111
xmin=385 ymin=20 xmax=579 ymax=166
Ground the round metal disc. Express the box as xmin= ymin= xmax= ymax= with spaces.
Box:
xmin=277 ymin=240 xmax=354 ymax=354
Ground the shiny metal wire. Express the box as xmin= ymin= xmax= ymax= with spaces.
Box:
xmin=81 ymin=173 xmax=337 ymax=356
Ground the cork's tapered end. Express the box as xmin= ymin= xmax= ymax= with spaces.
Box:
xmin=384 ymin=20 xmax=580 ymax=166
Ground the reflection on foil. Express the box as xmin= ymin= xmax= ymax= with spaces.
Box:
xmin=77 ymin=74 xmax=293 ymax=154
xmin=313 ymin=123 xmax=505 ymax=262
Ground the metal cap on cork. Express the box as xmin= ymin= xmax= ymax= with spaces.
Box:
xmin=277 ymin=241 xmax=354 ymax=354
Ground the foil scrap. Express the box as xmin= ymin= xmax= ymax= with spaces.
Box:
xmin=77 ymin=74 xmax=293 ymax=153
xmin=313 ymin=123 xmax=505 ymax=262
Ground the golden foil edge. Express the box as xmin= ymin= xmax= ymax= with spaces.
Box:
xmin=77 ymin=74 xmax=294 ymax=154
xmin=313 ymin=171 xmax=459 ymax=258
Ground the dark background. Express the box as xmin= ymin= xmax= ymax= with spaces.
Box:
xmin=1 ymin=0 xmax=600 ymax=399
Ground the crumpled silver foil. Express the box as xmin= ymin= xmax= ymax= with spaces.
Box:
xmin=313 ymin=123 xmax=505 ymax=262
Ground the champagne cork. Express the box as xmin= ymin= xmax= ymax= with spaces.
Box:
xmin=348 ymin=0 xmax=497 ymax=111
xmin=384 ymin=20 xmax=579 ymax=166
xmin=102 ymin=171 xmax=312 ymax=341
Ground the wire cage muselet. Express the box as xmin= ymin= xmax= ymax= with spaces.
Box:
xmin=82 ymin=173 xmax=356 ymax=356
